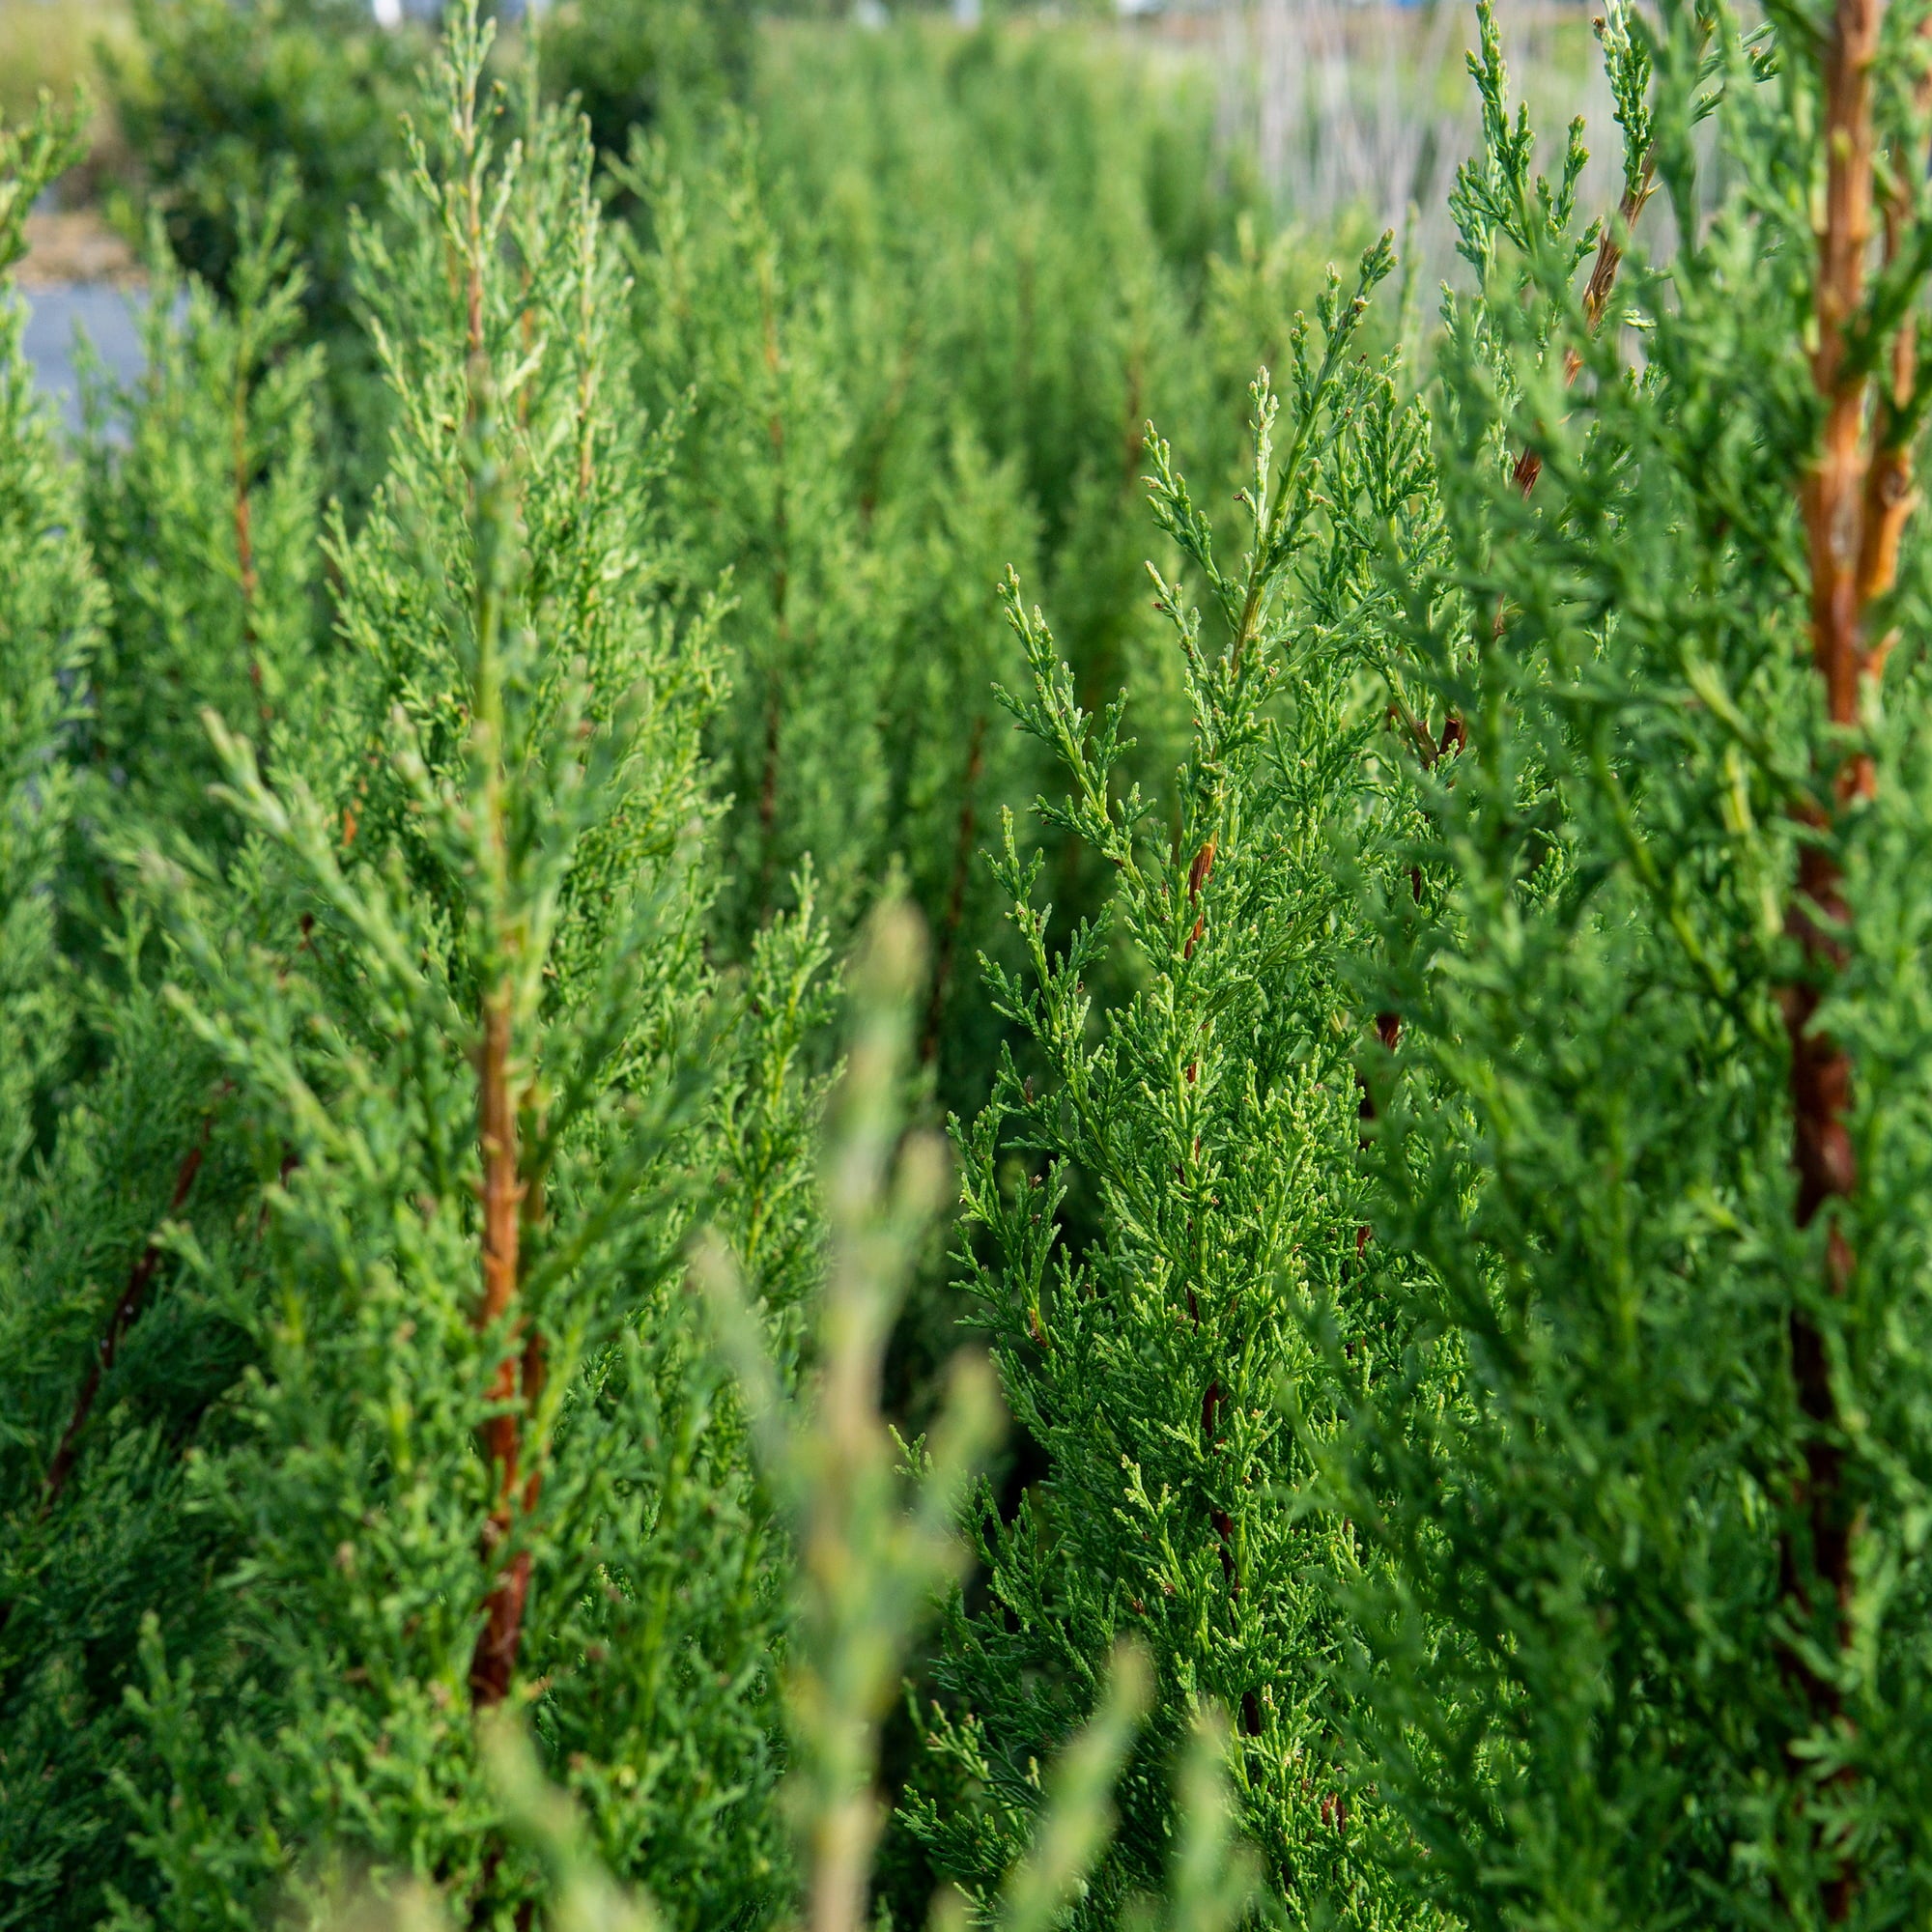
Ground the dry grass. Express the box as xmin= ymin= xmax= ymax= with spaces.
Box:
xmin=0 ymin=0 xmax=140 ymax=199
xmin=1182 ymin=0 xmax=1621 ymax=282
xmin=17 ymin=205 xmax=140 ymax=283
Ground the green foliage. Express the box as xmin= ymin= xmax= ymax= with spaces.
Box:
xmin=0 ymin=27 xmax=1360 ymax=1932
xmin=1 ymin=224 xmax=335 ymax=1930
xmin=623 ymin=16 xmax=1342 ymax=1128
xmin=105 ymin=0 xmax=427 ymax=496
xmin=0 ymin=93 xmax=101 ymax=1234
xmin=0 ymin=92 xmax=89 ymax=271
xmin=742 ymin=15 xmax=1264 ymax=812
xmin=17 ymin=5 xmax=1932 ymax=1932
xmin=73 ymin=192 xmax=326 ymax=887
xmin=0 ymin=101 xmax=219 ymax=1932
xmin=611 ymin=51 xmax=1338 ymax=1768
xmin=296 ymin=909 xmax=1264 ymax=1932
xmin=1 ymin=19 xmax=824 ymax=1926
xmin=897 ymin=4 xmax=1932 ymax=1927
xmin=907 ymin=242 xmax=1441 ymax=1928
xmin=108 ymin=0 xmax=421 ymax=330
xmin=621 ymin=111 xmax=1045 ymax=1078
xmin=696 ymin=902 xmax=1003 ymax=1932
xmin=538 ymin=0 xmax=755 ymax=164
xmin=1312 ymin=2 xmax=1932 ymax=1926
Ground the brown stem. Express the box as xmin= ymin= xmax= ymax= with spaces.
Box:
xmin=1778 ymin=1 xmax=1890 ymax=1917
xmin=1183 ymin=836 xmax=1216 ymax=961
xmin=1854 ymin=40 xmax=1932 ymax=676
xmin=232 ymin=346 xmax=266 ymax=725
xmin=1509 ymin=163 xmax=1656 ymax=500
xmin=469 ymin=1850 xmax=538 ymax=1932
xmin=858 ymin=326 xmax=920 ymax=531
xmin=1857 ymin=372 xmax=1917 ymax=676
xmin=1581 ymin=170 xmax=1655 ymax=335
xmin=40 ymin=1121 xmax=212 ymax=1517
xmin=1805 ymin=0 xmax=1884 ymax=741
xmin=469 ymin=984 xmax=529 ymax=1709
xmin=1121 ymin=344 xmax=1146 ymax=496
xmin=755 ymin=261 xmax=791 ymax=910
xmin=1211 ymin=1506 xmax=1236 ymax=1587
xmin=1173 ymin=838 xmax=1218 ymax=1207
xmin=921 ymin=712 xmax=987 ymax=1066
xmin=1357 ymin=1010 xmax=1404 ymax=1144
xmin=465 ymin=189 xmax=485 ymax=374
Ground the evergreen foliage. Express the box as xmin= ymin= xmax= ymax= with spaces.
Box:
xmin=106 ymin=0 xmax=426 ymax=493
xmin=108 ymin=0 xmax=419 ymax=314
xmin=737 ymin=16 xmax=1270 ymax=862
xmin=308 ymin=906 xmax=1263 ymax=1932
xmin=1 ymin=182 xmax=325 ymax=1928
xmin=108 ymin=0 xmax=748 ymax=495
xmin=2 ymin=20 xmax=823 ymax=1925
xmin=621 ymin=119 xmax=1041 ymax=1036
xmin=75 ymin=191 xmax=326 ymax=874
xmin=906 ymin=243 xmax=1437 ymax=1927
xmin=0 ymin=98 xmax=100 ymax=1201
xmin=537 ymin=0 xmax=754 ymax=167
xmin=616 ymin=18 xmax=1346 ymax=1122
xmin=906 ymin=7 xmax=1932 ymax=1932
xmin=15 ymin=3 xmax=1932 ymax=1929
xmin=1321 ymin=2 xmax=1932 ymax=1927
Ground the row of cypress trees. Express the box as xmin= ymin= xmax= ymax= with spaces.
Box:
xmin=7 ymin=0 xmax=1932 ymax=1928
xmin=103 ymin=0 xmax=1320 ymax=1122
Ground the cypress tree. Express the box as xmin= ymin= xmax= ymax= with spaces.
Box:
xmin=107 ymin=0 xmax=428 ymax=499
xmin=538 ymin=0 xmax=755 ymax=167
xmin=0 ymin=98 xmax=101 ymax=1208
xmin=1322 ymin=1 xmax=1932 ymax=1926
xmin=619 ymin=119 xmax=1050 ymax=1123
xmin=2 ymin=17 xmax=827 ymax=1924
xmin=70 ymin=191 xmax=327 ymax=906
xmin=906 ymin=238 xmax=1441 ymax=1926
xmin=619 ymin=23 xmax=1319 ymax=1109
xmin=1 ymin=158 xmax=323 ymax=1931
xmin=907 ymin=5 xmax=1932 ymax=1928
xmin=310 ymin=911 xmax=1264 ymax=1932
xmin=22 ymin=2 xmax=1932 ymax=1927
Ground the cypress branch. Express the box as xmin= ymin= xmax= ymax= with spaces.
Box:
xmin=38 ymin=1117 xmax=212 ymax=1520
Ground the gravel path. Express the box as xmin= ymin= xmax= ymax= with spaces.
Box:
xmin=17 ymin=282 xmax=150 ymax=431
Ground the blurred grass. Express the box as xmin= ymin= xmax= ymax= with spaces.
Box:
xmin=0 ymin=0 xmax=140 ymax=199
xmin=0 ymin=0 xmax=1619 ymax=242
xmin=1210 ymin=0 xmax=1621 ymax=285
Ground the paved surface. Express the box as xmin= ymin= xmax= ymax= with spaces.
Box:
xmin=17 ymin=283 xmax=150 ymax=432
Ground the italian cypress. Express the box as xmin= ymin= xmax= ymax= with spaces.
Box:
xmin=907 ymin=240 xmax=1440 ymax=1927
xmin=2 ymin=17 xmax=826 ymax=1925
xmin=1326 ymin=1 xmax=1932 ymax=1926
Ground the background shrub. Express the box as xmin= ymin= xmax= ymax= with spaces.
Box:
xmin=538 ymin=0 xmax=755 ymax=165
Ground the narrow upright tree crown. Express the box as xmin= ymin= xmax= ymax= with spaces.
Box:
xmin=9 ymin=1 xmax=1932 ymax=1929
xmin=920 ymin=1 xmax=1932 ymax=1928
